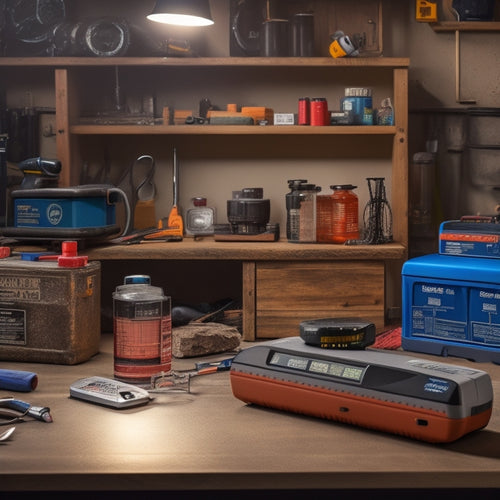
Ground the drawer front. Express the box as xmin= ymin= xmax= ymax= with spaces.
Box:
xmin=255 ymin=260 xmax=385 ymax=338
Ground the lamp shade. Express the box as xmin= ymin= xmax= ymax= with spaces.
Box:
xmin=147 ymin=0 xmax=214 ymax=26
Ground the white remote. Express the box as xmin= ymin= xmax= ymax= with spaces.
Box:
xmin=70 ymin=376 xmax=152 ymax=409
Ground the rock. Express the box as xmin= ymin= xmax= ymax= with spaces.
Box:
xmin=172 ymin=322 xmax=241 ymax=358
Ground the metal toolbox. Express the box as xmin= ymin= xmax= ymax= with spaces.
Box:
xmin=0 ymin=256 xmax=101 ymax=364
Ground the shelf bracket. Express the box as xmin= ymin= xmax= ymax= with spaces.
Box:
xmin=455 ymin=30 xmax=476 ymax=104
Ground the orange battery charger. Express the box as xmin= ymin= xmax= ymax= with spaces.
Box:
xmin=230 ymin=337 xmax=493 ymax=443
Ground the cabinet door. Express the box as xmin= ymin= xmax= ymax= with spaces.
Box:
xmin=255 ymin=260 xmax=384 ymax=338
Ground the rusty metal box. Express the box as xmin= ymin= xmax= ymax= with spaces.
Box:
xmin=0 ymin=257 xmax=101 ymax=364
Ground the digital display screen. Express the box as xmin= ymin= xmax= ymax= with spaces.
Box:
xmin=269 ymin=351 xmax=366 ymax=383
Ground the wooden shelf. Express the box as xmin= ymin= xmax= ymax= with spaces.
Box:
xmin=0 ymin=56 xmax=410 ymax=68
xmin=430 ymin=21 xmax=500 ymax=32
xmin=2 ymin=51 xmax=408 ymax=337
xmin=85 ymin=239 xmax=407 ymax=262
xmin=70 ymin=124 xmax=397 ymax=135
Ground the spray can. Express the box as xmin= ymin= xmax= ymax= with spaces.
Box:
xmin=298 ymin=97 xmax=310 ymax=125
xmin=310 ymin=98 xmax=329 ymax=126
xmin=113 ymin=275 xmax=171 ymax=384
xmin=286 ymin=179 xmax=321 ymax=242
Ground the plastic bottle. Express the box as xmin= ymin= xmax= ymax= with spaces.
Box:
xmin=331 ymin=184 xmax=359 ymax=243
xmin=113 ymin=275 xmax=171 ymax=384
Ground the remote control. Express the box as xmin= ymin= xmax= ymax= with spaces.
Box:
xmin=70 ymin=376 xmax=152 ymax=409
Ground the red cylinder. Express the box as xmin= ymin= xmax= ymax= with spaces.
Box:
xmin=331 ymin=184 xmax=359 ymax=243
xmin=310 ymin=98 xmax=328 ymax=126
xmin=298 ymin=97 xmax=310 ymax=125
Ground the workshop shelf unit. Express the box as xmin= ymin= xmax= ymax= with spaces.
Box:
xmin=0 ymin=56 xmax=409 ymax=340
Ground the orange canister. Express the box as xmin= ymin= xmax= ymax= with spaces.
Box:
xmin=317 ymin=185 xmax=359 ymax=243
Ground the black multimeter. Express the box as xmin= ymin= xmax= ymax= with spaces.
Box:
xmin=299 ymin=317 xmax=376 ymax=349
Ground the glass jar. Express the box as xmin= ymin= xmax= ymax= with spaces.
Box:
xmin=286 ymin=179 xmax=321 ymax=242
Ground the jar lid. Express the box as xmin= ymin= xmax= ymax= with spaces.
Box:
xmin=124 ymin=275 xmax=151 ymax=285
xmin=331 ymin=184 xmax=357 ymax=190
xmin=192 ymin=197 xmax=207 ymax=207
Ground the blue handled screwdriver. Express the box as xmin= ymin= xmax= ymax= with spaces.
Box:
xmin=0 ymin=369 xmax=38 ymax=392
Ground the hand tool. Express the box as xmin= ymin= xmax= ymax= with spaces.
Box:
xmin=132 ymin=155 xmax=157 ymax=230
xmin=166 ymin=147 xmax=183 ymax=236
xmin=0 ymin=369 xmax=38 ymax=392
xmin=150 ymin=357 xmax=234 ymax=393
xmin=0 ymin=427 xmax=16 ymax=442
xmin=147 ymin=148 xmax=183 ymax=239
xmin=17 ymin=156 xmax=61 ymax=189
xmin=0 ymin=397 xmax=53 ymax=422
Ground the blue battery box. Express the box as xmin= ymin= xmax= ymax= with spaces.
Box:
xmin=402 ymin=253 xmax=500 ymax=363
xmin=13 ymin=185 xmax=116 ymax=229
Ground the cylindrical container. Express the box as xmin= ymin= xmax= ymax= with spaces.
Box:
xmin=260 ymin=19 xmax=289 ymax=57
xmin=310 ymin=98 xmax=329 ymax=126
xmin=316 ymin=194 xmax=335 ymax=243
xmin=410 ymin=152 xmax=436 ymax=228
xmin=113 ymin=275 xmax=171 ymax=384
xmin=331 ymin=185 xmax=359 ymax=243
xmin=317 ymin=185 xmax=359 ymax=243
xmin=286 ymin=179 xmax=321 ymax=243
xmin=341 ymin=88 xmax=373 ymax=125
xmin=289 ymin=13 xmax=314 ymax=57
xmin=298 ymin=97 xmax=310 ymax=125
xmin=227 ymin=187 xmax=270 ymax=234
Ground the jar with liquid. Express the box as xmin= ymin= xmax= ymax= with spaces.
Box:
xmin=286 ymin=179 xmax=321 ymax=242
xmin=113 ymin=275 xmax=171 ymax=384
xmin=317 ymin=185 xmax=359 ymax=243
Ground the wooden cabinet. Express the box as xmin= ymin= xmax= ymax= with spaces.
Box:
xmin=254 ymin=260 xmax=385 ymax=338
xmin=1 ymin=56 xmax=409 ymax=339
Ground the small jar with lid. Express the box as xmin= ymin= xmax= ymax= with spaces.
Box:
xmin=331 ymin=184 xmax=359 ymax=243
xmin=185 ymin=197 xmax=216 ymax=235
xmin=317 ymin=184 xmax=359 ymax=243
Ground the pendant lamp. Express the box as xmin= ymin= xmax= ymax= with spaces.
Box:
xmin=147 ymin=0 xmax=214 ymax=26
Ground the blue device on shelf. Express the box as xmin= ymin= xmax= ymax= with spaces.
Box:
xmin=402 ymin=253 xmax=500 ymax=363
xmin=439 ymin=220 xmax=500 ymax=259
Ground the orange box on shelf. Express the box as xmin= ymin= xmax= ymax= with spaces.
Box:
xmin=241 ymin=107 xmax=274 ymax=124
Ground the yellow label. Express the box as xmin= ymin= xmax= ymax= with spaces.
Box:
xmin=416 ymin=0 xmax=437 ymax=22
xmin=329 ymin=40 xmax=347 ymax=59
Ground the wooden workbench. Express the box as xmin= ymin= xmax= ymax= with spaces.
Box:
xmin=1 ymin=334 xmax=500 ymax=497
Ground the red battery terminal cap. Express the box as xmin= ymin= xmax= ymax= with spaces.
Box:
xmin=0 ymin=247 xmax=11 ymax=259
xmin=58 ymin=241 xmax=88 ymax=268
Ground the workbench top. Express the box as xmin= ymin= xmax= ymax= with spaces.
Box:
xmin=1 ymin=334 xmax=500 ymax=496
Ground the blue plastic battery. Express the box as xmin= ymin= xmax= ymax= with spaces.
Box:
xmin=12 ymin=185 xmax=116 ymax=229
xmin=402 ymin=253 xmax=500 ymax=363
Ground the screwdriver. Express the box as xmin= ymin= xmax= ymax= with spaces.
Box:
xmin=0 ymin=369 xmax=38 ymax=392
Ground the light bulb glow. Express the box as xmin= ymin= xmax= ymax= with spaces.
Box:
xmin=147 ymin=13 xmax=214 ymax=26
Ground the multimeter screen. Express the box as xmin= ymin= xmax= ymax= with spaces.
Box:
xmin=268 ymin=351 xmax=366 ymax=383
